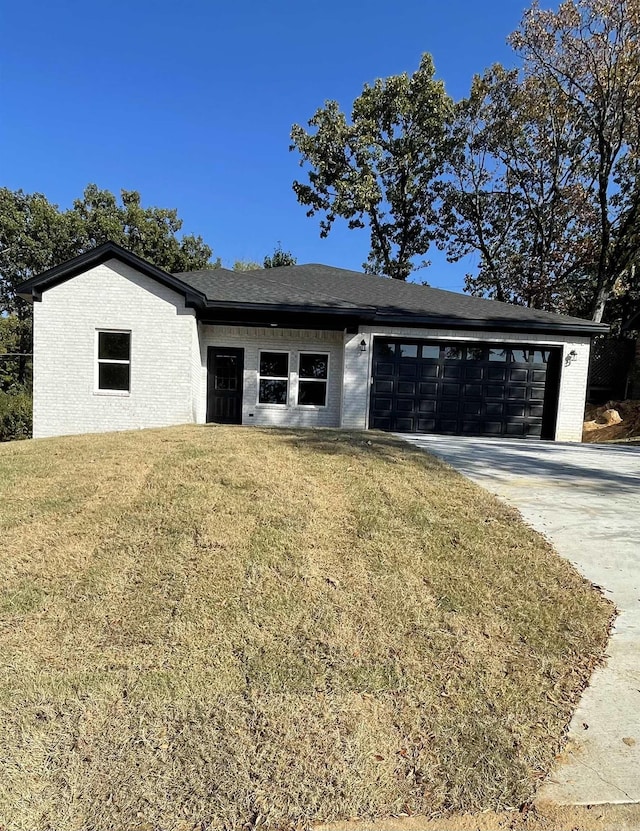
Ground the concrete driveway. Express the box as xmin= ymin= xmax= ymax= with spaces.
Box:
xmin=396 ymin=433 xmax=640 ymax=805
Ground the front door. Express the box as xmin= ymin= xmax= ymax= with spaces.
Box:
xmin=207 ymin=347 xmax=244 ymax=424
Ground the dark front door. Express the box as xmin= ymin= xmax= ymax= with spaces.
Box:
xmin=207 ymin=347 xmax=244 ymax=424
xmin=369 ymin=339 xmax=561 ymax=439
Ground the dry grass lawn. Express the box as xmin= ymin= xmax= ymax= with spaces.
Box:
xmin=0 ymin=426 xmax=612 ymax=830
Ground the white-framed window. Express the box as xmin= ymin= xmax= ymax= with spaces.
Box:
xmin=297 ymin=352 xmax=329 ymax=407
xmin=258 ymin=350 xmax=289 ymax=405
xmin=96 ymin=330 xmax=131 ymax=393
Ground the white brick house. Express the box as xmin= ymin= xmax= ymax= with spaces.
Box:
xmin=18 ymin=242 xmax=607 ymax=442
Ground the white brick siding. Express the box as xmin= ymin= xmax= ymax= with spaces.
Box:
xmin=342 ymin=325 xmax=590 ymax=442
xmin=32 ymin=259 xmax=198 ymax=438
xmin=197 ymin=325 xmax=343 ymax=427
xmin=31 ymin=261 xmax=590 ymax=442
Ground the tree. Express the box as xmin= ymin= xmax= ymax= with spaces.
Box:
xmin=233 ymin=260 xmax=262 ymax=271
xmin=443 ymin=0 xmax=640 ymax=323
xmin=264 ymin=243 xmax=297 ymax=268
xmin=70 ymin=184 xmax=215 ymax=273
xmin=0 ymin=185 xmax=218 ymax=385
xmin=291 ymin=54 xmax=453 ymax=280
xmin=440 ymin=65 xmax=598 ymax=314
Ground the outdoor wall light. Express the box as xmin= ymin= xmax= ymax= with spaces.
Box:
xmin=565 ymin=348 xmax=578 ymax=366
xmin=359 ymin=339 xmax=367 ymax=353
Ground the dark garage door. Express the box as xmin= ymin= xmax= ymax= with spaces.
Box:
xmin=369 ymin=339 xmax=561 ymax=439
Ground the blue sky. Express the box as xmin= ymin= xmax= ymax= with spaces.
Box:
xmin=2 ymin=0 xmax=531 ymax=290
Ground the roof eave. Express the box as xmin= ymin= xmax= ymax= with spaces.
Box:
xmin=371 ymin=312 xmax=609 ymax=336
xmin=16 ymin=242 xmax=208 ymax=306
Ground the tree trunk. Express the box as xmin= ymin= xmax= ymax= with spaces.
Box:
xmin=591 ymin=284 xmax=609 ymax=324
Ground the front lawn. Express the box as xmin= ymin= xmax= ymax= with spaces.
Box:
xmin=0 ymin=426 xmax=612 ymax=830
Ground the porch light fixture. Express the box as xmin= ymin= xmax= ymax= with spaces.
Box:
xmin=359 ymin=339 xmax=367 ymax=353
xmin=565 ymin=349 xmax=578 ymax=366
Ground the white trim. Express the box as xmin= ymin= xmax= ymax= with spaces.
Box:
xmin=94 ymin=329 xmax=131 ymax=395
xmin=257 ymin=349 xmax=290 ymax=407
xmin=296 ymin=351 xmax=330 ymax=408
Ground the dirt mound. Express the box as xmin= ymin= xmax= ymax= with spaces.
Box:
xmin=583 ymin=399 xmax=640 ymax=443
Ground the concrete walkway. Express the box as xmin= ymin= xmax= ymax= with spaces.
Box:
xmin=396 ymin=434 xmax=640 ymax=805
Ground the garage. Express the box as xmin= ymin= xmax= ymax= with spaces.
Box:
xmin=369 ymin=338 xmax=561 ymax=438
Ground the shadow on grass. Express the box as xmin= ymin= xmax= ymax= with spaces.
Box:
xmin=274 ymin=427 xmax=443 ymax=471
xmin=260 ymin=425 xmax=640 ymax=494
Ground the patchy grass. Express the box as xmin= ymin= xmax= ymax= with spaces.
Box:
xmin=0 ymin=426 xmax=612 ymax=830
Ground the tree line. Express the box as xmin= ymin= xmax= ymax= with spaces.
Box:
xmin=290 ymin=0 xmax=640 ymax=328
xmin=0 ymin=184 xmax=295 ymax=396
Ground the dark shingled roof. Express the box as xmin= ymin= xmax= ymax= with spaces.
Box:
xmin=16 ymin=243 xmax=607 ymax=335
xmin=174 ymin=263 xmax=606 ymax=333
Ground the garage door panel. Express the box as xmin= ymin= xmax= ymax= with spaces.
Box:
xmin=399 ymin=364 xmax=418 ymax=378
xmin=507 ymin=386 xmax=528 ymax=400
xmin=373 ymin=397 xmax=392 ymax=410
xmin=464 ymin=366 xmax=483 ymax=380
xmin=483 ymin=421 xmax=505 ymax=435
xmin=509 ymin=368 xmax=528 ymax=382
xmin=369 ymin=338 xmax=559 ymax=440
xmin=487 ymin=366 xmax=506 ymax=381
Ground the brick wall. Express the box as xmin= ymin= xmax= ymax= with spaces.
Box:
xmin=33 ymin=259 xmax=198 ymax=438
xmin=197 ymin=325 xmax=344 ymax=428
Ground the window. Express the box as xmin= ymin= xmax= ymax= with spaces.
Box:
xmin=97 ymin=331 xmax=130 ymax=392
xmin=298 ymin=353 xmax=328 ymax=406
xmin=258 ymin=351 xmax=289 ymax=404
xmin=399 ymin=343 xmax=418 ymax=358
xmin=421 ymin=344 xmax=440 ymax=359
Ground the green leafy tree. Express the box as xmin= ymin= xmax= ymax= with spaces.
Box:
xmin=71 ymin=184 xmax=215 ymax=273
xmin=264 ymin=243 xmax=297 ymax=268
xmin=0 ymin=185 xmax=218 ymax=387
xmin=291 ymin=54 xmax=453 ymax=280
xmin=232 ymin=260 xmax=262 ymax=272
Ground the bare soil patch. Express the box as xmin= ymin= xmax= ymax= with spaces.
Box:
xmin=0 ymin=426 xmax=612 ymax=830
xmin=583 ymin=400 xmax=640 ymax=443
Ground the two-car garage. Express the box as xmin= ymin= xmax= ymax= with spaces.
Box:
xmin=369 ymin=338 xmax=562 ymax=439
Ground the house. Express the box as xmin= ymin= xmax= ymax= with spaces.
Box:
xmin=17 ymin=242 xmax=607 ymax=441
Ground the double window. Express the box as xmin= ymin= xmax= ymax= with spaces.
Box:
xmin=96 ymin=331 xmax=131 ymax=392
xmin=257 ymin=350 xmax=329 ymax=407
